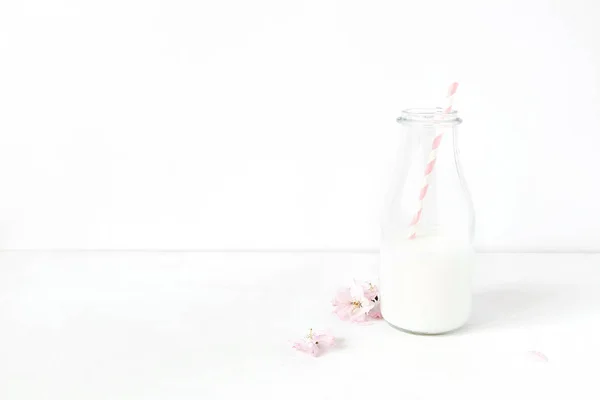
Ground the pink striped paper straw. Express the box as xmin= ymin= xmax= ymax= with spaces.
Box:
xmin=407 ymin=82 xmax=459 ymax=239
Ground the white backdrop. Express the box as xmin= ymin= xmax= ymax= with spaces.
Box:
xmin=0 ymin=0 xmax=598 ymax=251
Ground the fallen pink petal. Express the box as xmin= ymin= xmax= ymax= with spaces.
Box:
xmin=529 ymin=351 xmax=549 ymax=362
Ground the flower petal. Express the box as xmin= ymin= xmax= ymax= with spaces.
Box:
xmin=359 ymin=297 xmax=375 ymax=313
xmin=529 ymin=351 xmax=548 ymax=362
xmin=368 ymin=303 xmax=383 ymax=319
xmin=350 ymin=281 xmax=366 ymax=299
xmin=332 ymin=287 xmax=352 ymax=306
xmin=314 ymin=333 xmax=335 ymax=347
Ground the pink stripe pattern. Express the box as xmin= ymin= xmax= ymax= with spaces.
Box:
xmin=407 ymin=82 xmax=459 ymax=239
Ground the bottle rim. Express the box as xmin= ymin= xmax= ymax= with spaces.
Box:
xmin=396 ymin=108 xmax=462 ymax=125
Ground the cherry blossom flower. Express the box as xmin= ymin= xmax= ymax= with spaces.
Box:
xmin=332 ymin=281 xmax=375 ymax=322
xmin=292 ymin=329 xmax=335 ymax=357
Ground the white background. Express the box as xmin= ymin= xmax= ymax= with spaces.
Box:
xmin=0 ymin=0 xmax=599 ymax=251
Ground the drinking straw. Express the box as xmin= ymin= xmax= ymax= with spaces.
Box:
xmin=407 ymin=82 xmax=459 ymax=239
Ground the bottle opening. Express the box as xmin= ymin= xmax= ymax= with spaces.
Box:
xmin=397 ymin=108 xmax=461 ymax=125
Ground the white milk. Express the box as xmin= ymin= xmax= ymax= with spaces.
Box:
xmin=380 ymin=235 xmax=474 ymax=334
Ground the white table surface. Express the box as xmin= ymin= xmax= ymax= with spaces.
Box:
xmin=0 ymin=251 xmax=599 ymax=399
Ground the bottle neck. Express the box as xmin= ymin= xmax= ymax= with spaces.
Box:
xmin=383 ymin=120 xmax=471 ymax=242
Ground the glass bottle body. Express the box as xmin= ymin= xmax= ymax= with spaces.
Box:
xmin=380 ymin=109 xmax=475 ymax=334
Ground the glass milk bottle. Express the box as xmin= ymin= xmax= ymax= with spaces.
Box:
xmin=380 ymin=108 xmax=475 ymax=334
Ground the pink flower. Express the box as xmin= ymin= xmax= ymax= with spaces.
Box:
xmin=332 ymin=281 xmax=375 ymax=322
xmin=333 ymin=280 xmax=382 ymax=322
xmin=292 ymin=329 xmax=335 ymax=357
